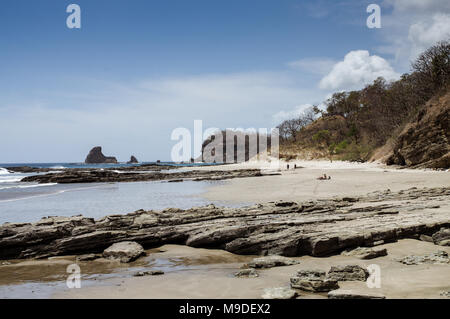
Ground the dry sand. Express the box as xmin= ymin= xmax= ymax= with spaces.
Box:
xmin=200 ymin=160 xmax=450 ymax=203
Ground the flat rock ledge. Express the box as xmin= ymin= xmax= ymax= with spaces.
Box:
xmin=0 ymin=187 xmax=449 ymax=260
xmin=262 ymin=287 xmax=298 ymax=299
xmin=328 ymin=289 xmax=386 ymax=299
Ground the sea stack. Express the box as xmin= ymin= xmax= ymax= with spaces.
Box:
xmin=85 ymin=146 xmax=118 ymax=164
xmin=127 ymin=155 xmax=139 ymax=164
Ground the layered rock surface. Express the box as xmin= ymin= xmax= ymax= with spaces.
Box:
xmin=386 ymin=93 xmax=450 ymax=169
xmin=0 ymin=187 xmax=449 ymax=260
xmin=21 ymin=169 xmax=266 ymax=184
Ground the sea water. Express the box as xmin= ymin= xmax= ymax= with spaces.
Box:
xmin=0 ymin=163 xmax=244 ymax=225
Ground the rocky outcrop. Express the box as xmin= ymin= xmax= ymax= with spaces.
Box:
xmin=341 ymin=247 xmax=388 ymax=259
xmin=127 ymin=156 xmax=139 ymax=164
xmin=21 ymin=169 xmax=267 ymax=184
xmin=290 ymin=270 xmax=339 ymax=292
xmin=432 ymin=228 xmax=450 ymax=246
xmin=386 ymin=93 xmax=450 ymax=169
xmin=326 ymin=265 xmax=369 ymax=282
xmin=103 ymin=241 xmax=145 ymax=263
xmin=85 ymin=147 xmax=118 ymax=164
xmin=0 ymin=187 xmax=449 ymax=260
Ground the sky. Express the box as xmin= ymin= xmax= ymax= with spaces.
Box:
xmin=0 ymin=0 xmax=449 ymax=163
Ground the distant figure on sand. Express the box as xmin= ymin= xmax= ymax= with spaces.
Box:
xmin=287 ymin=164 xmax=290 ymax=170
xmin=317 ymin=174 xmax=331 ymax=180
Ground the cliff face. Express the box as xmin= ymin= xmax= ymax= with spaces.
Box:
xmin=85 ymin=147 xmax=118 ymax=164
xmin=386 ymin=92 xmax=450 ymax=169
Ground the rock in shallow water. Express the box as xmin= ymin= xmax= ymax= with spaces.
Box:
xmin=247 ymin=256 xmax=299 ymax=269
xmin=290 ymin=270 xmax=339 ymax=292
xmin=262 ymin=287 xmax=298 ymax=299
xmin=103 ymin=241 xmax=145 ymax=263
xmin=133 ymin=270 xmax=164 ymax=277
xmin=234 ymin=269 xmax=259 ymax=278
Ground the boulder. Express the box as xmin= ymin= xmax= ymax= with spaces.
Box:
xmin=341 ymin=247 xmax=388 ymax=260
xmin=326 ymin=265 xmax=369 ymax=282
xmin=247 ymin=256 xmax=299 ymax=269
xmin=290 ymin=270 xmax=339 ymax=292
xmin=328 ymin=289 xmax=386 ymax=299
xmin=262 ymin=287 xmax=298 ymax=299
xmin=127 ymin=156 xmax=139 ymax=164
xmin=85 ymin=146 xmax=118 ymax=164
xmin=432 ymin=228 xmax=450 ymax=246
xmin=103 ymin=241 xmax=145 ymax=263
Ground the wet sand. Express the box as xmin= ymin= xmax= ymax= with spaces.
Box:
xmin=48 ymin=240 xmax=450 ymax=299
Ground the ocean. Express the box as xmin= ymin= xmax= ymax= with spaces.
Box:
xmin=0 ymin=163 xmax=242 ymax=225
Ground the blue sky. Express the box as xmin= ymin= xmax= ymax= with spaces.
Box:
xmin=1 ymin=0 xmax=449 ymax=162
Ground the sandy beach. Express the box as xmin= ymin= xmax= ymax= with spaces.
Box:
xmin=201 ymin=160 xmax=450 ymax=203
xmin=0 ymin=160 xmax=449 ymax=299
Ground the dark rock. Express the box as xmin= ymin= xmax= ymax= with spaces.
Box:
xmin=76 ymin=253 xmax=101 ymax=262
xmin=127 ymin=156 xmax=139 ymax=164
xmin=85 ymin=146 xmax=118 ymax=164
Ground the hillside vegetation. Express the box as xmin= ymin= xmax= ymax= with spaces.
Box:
xmin=277 ymin=41 xmax=450 ymax=168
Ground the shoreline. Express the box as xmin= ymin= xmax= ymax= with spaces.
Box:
xmin=0 ymin=160 xmax=449 ymax=299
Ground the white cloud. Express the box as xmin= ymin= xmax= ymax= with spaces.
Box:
xmin=384 ymin=0 xmax=450 ymax=13
xmin=408 ymin=13 xmax=450 ymax=59
xmin=319 ymin=50 xmax=400 ymax=91
xmin=287 ymin=58 xmax=337 ymax=75
xmin=379 ymin=0 xmax=450 ymax=69
xmin=272 ymin=104 xmax=312 ymax=124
